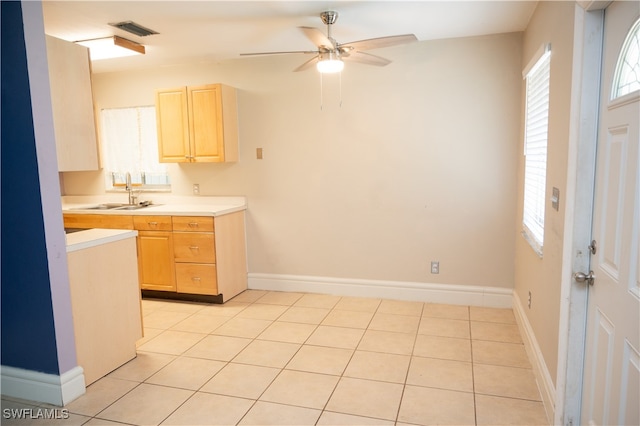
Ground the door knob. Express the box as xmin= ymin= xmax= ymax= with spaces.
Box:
xmin=574 ymin=271 xmax=595 ymax=286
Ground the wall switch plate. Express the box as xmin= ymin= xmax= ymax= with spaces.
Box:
xmin=193 ymin=183 xmax=200 ymax=195
xmin=431 ymin=261 xmax=439 ymax=274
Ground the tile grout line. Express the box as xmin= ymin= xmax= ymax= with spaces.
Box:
xmin=394 ymin=299 xmax=426 ymax=425
xmin=470 ymin=305 xmax=479 ymax=426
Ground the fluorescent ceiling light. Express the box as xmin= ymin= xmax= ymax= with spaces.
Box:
xmin=76 ymin=36 xmax=145 ymax=61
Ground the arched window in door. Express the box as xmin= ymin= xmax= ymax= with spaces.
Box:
xmin=612 ymin=17 xmax=640 ymax=99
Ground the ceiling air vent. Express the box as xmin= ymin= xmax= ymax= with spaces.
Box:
xmin=109 ymin=21 xmax=158 ymax=37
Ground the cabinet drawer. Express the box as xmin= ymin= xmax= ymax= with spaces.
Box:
xmin=175 ymin=263 xmax=217 ymax=295
xmin=63 ymin=214 xmax=134 ymax=230
xmin=173 ymin=232 xmax=215 ymax=263
xmin=172 ymin=216 xmax=214 ymax=232
xmin=133 ymin=215 xmax=172 ymax=231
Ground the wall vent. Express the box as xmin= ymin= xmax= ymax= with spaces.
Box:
xmin=109 ymin=21 xmax=158 ymax=37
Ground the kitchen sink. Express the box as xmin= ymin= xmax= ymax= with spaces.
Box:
xmin=79 ymin=203 xmax=127 ymax=210
xmin=71 ymin=203 xmax=159 ymax=211
xmin=114 ymin=204 xmax=148 ymax=210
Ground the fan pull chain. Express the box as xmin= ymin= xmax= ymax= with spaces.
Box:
xmin=319 ymin=72 xmax=343 ymax=110
xmin=339 ymin=72 xmax=342 ymax=108
xmin=320 ymin=72 xmax=323 ymax=111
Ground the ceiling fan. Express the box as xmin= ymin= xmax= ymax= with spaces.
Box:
xmin=240 ymin=11 xmax=417 ymax=73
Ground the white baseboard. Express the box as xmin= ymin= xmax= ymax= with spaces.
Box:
xmin=512 ymin=293 xmax=556 ymax=424
xmin=1 ymin=365 xmax=85 ymax=406
xmin=248 ymin=273 xmax=513 ymax=308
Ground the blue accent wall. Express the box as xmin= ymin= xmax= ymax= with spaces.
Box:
xmin=1 ymin=0 xmax=60 ymax=375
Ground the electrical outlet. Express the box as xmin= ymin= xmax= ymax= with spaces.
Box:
xmin=193 ymin=183 xmax=200 ymax=195
xmin=431 ymin=261 xmax=439 ymax=274
xmin=528 ymin=291 xmax=532 ymax=309
xmin=256 ymin=148 xmax=263 ymax=159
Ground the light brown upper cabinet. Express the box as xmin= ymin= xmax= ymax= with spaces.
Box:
xmin=155 ymin=84 xmax=238 ymax=163
xmin=45 ymin=36 xmax=99 ymax=171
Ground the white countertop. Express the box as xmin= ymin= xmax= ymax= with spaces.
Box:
xmin=61 ymin=195 xmax=247 ymax=217
xmin=66 ymin=229 xmax=138 ymax=253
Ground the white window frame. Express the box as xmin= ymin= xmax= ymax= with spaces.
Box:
xmin=522 ymin=44 xmax=551 ymax=256
xmin=611 ymin=17 xmax=640 ymax=100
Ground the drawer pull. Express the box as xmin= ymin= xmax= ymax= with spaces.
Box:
xmin=188 ymin=222 xmax=199 ymax=228
xmin=148 ymin=221 xmax=158 ymax=227
xmin=189 ymin=246 xmax=200 ymax=251
xmin=191 ymin=277 xmax=201 ymax=281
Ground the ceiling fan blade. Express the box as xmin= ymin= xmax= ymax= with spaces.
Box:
xmin=293 ymin=56 xmax=319 ymax=72
xmin=342 ymin=51 xmax=392 ymax=67
xmin=340 ymin=34 xmax=417 ymax=52
xmin=299 ymin=26 xmax=334 ymax=49
xmin=240 ymin=50 xmax=318 ymax=57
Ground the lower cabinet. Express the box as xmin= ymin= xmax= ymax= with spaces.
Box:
xmin=137 ymin=231 xmax=176 ymax=292
xmin=133 ymin=216 xmax=175 ymax=292
xmin=63 ymin=211 xmax=247 ymax=302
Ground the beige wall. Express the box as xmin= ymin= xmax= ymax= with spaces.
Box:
xmin=63 ymin=33 xmax=521 ymax=289
xmin=515 ymin=1 xmax=577 ymax=385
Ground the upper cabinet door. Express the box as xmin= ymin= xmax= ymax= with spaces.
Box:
xmin=45 ymin=36 xmax=99 ymax=172
xmin=188 ymin=84 xmax=225 ymax=162
xmin=156 ymin=87 xmax=190 ymax=162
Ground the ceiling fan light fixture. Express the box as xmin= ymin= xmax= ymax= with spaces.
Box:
xmin=316 ymin=51 xmax=344 ymax=73
xmin=317 ymin=59 xmax=344 ymax=73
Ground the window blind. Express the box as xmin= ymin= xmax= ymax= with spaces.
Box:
xmin=523 ymin=48 xmax=551 ymax=254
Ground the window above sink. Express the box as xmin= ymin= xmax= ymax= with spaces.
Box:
xmin=100 ymin=106 xmax=170 ymax=191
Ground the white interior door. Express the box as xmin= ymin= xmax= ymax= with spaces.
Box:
xmin=581 ymin=2 xmax=640 ymax=425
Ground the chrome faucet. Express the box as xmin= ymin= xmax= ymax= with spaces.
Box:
xmin=125 ymin=172 xmax=136 ymax=205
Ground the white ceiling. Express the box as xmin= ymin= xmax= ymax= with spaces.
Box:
xmin=42 ymin=1 xmax=538 ymax=74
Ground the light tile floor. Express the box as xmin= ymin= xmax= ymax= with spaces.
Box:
xmin=1 ymin=290 xmax=550 ymax=425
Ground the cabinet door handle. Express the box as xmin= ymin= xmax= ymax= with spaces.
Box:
xmin=189 ymin=246 xmax=199 ymax=251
